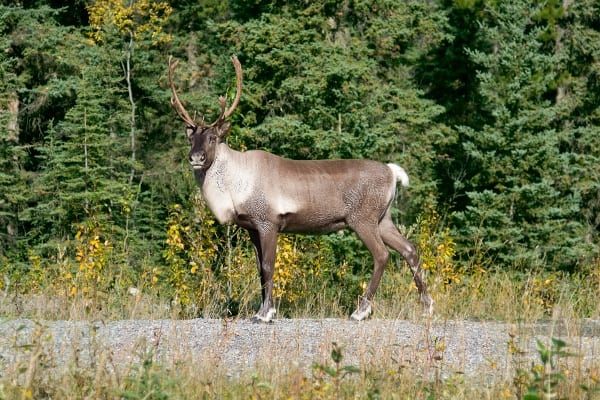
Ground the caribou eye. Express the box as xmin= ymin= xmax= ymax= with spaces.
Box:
xmin=208 ymin=135 xmax=217 ymax=144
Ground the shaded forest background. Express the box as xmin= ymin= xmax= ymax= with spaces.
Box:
xmin=0 ymin=0 xmax=599 ymax=315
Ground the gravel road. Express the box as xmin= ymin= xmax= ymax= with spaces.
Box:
xmin=1 ymin=318 xmax=599 ymax=385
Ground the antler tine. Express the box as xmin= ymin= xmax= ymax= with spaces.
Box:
xmin=209 ymin=55 xmax=243 ymax=126
xmin=168 ymin=56 xmax=197 ymax=127
xmin=223 ymin=55 xmax=243 ymax=120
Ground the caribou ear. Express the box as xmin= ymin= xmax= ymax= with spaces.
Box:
xmin=217 ymin=122 xmax=232 ymax=138
xmin=185 ymin=125 xmax=195 ymax=139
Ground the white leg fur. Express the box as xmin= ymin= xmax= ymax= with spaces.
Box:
xmin=350 ymin=302 xmax=372 ymax=321
xmin=253 ymin=307 xmax=277 ymax=323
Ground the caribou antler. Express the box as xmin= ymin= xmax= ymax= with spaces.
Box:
xmin=209 ymin=55 xmax=243 ymax=127
xmin=168 ymin=56 xmax=197 ymax=127
xmin=168 ymin=55 xmax=243 ymax=128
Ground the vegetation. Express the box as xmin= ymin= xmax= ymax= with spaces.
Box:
xmin=0 ymin=318 xmax=598 ymax=399
xmin=3 ymin=2 xmax=600 ymax=397
xmin=1 ymin=0 xmax=599 ymax=319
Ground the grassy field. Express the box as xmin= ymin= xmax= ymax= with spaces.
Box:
xmin=2 ymin=261 xmax=599 ymax=322
xmin=0 ymin=265 xmax=599 ymax=399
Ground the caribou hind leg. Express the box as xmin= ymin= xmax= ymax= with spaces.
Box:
xmin=248 ymin=229 xmax=277 ymax=323
xmin=350 ymin=223 xmax=391 ymax=321
xmin=378 ymin=216 xmax=434 ymax=316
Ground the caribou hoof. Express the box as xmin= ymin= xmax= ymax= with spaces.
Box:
xmin=350 ymin=301 xmax=372 ymax=321
xmin=251 ymin=316 xmax=274 ymax=324
xmin=251 ymin=307 xmax=277 ymax=323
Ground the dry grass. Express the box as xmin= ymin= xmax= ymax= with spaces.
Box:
xmin=0 ymin=316 xmax=598 ymax=399
xmin=1 ymin=264 xmax=599 ymax=322
xmin=0 ymin=266 xmax=599 ymax=399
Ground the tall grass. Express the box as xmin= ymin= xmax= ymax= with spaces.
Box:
xmin=1 ymin=263 xmax=599 ymax=322
xmin=4 ymin=200 xmax=598 ymax=322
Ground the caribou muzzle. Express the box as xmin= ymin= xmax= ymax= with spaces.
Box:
xmin=189 ymin=152 xmax=207 ymax=170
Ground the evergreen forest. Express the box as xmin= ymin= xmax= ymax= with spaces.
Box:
xmin=1 ymin=0 xmax=599 ymax=319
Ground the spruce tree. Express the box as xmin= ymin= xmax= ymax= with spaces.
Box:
xmin=0 ymin=5 xmax=77 ymax=260
xmin=450 ymin=0 xmax=598 ymax=270
xmin=29 ymin=42 xmax=134 ymax=255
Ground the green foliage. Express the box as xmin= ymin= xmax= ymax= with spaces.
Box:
xmin=446 ymin=0 xmax=599 ymax=270
xmin=119 ymin=348 xmax=174 ymax=400
xmin=510 ymin=337 xmax=590 ymax=400
xmin=29 ymin=44 xmax=133 ymax=247
xmin=311 ymin=342 xmax=361 ymax=399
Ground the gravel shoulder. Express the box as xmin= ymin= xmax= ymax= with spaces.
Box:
xmin=1 ymin=318 xmax=599 ymax=384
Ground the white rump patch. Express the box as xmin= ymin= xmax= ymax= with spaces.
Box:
xmin=387 ymin=163 xmax=410 ymax=187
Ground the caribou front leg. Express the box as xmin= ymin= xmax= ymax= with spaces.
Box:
xmin=248 ymin=229 xmax=277 ymax=323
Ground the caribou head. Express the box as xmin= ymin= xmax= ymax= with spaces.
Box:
xmin=168 ymin=55 xmax=434 ymax=323
xmin=168 ymin=55 xmax=242 ymax=172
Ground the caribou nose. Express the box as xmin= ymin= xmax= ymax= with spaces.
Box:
xmin=189 ymin=152 xmax=206 ymax=169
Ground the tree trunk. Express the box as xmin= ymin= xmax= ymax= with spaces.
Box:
xmin=6 ymin=96 xmax=19 ymax=142
xmin=125 ymin=34 xmax=136 ymax=185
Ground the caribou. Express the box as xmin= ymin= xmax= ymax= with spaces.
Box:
xmin=168 ymin=55 xmax=434 ymax=322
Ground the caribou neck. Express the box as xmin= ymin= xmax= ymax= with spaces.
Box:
xmin=195 ymin=143 xmax=249 ymax=225
xmin=193 ymin=143 xmax=235 ymax=185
